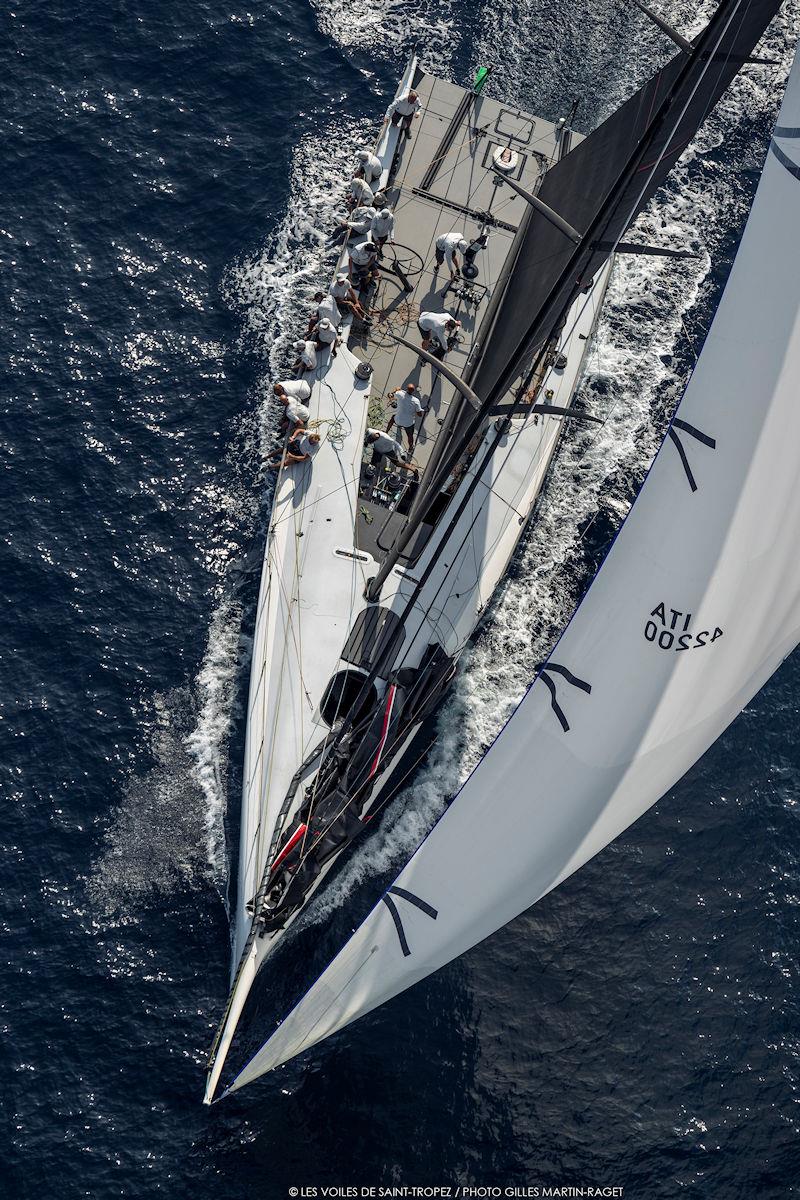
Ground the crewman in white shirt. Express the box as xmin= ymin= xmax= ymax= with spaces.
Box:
xmin=370 ymin=207 xmax=396 ymax=254
xmin=273 ymin=379 xmax=312 ymax=403
xmin=330 ymin=273 xmax=369 ymax=322
xmin=386 ymin=383 xmax=423 ymax=450
xmin=273 ymin=392 xmax=310 ymax=433
xmin=434 ymin=230 xmax=469 ymax=278
xmin=355 ymin=148 xmax=382 ymax=184
xmin=314 ymin=317 xmax=339 ymax=353
xmin=417 ymin=310 xmax=461 ymax=356
xmin=270 ymin=429 xmax=322 ymax=469
xmin=349 ymin=238 xmax=379 ymax=287
xmin=364 ymin=428 xmax=418 ymax=475
xmin=347 ymin=204 xmax=377 ymax=240
xmin=307 ymin=291 xmax=340 ymax=330
xmin=384 ymin=89 xmax=421 ymax=137
xmin=347 ymin=175 xmax=374 ymax=210
xmin=292 ymin=339 xmax=317 ymax=372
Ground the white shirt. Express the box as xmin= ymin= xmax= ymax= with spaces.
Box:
xmin=350 ymin=240 xmax=377 ymax=267
xmin=349 ymin=177 xmax=374 ymax=205
xmin=295 ymin=340 xmax=317 ymax=369
xmin=348 ymin=205 xmax=376 ymax=237
xmin=315 ymin=295 xmax=340 ymax=325
xmin=297 ymin=434 xmax=320 ymax=459
xmin=277 ymin=379 xmax=311 ymax=401
xmin=418 ymin=311 xmax=454 ymax=349
xmin=367 ymin=429 xmax=402 ymax=456
xmin=387 ymin=93 xmax=421 ymax=119
xmin=330 ymin=278 xmax=353 ymax=301
xmin=357 ymin=150 xmax=382 ymax=182
xmin=393 ymin=389 xmax=423 ymax=427
xmin=316 ymin=318 xmax=337 ymax=345
xmin=371 ymin=211 xmax=395 ymax=241
xmin=436 ymin=230 xmax=467 ymax=269
xmin=286 ymin=402 xmax=310 ymax=425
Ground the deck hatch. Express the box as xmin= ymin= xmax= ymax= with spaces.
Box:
xmin=494 ymin=109 xmax=535 ymax=145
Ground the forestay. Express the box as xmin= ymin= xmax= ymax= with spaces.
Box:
xmin=223 ymin=47 xmax=800 ymax=1094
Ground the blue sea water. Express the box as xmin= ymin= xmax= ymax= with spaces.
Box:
xmin=2 ymin=0 xmax=800 ymax=1196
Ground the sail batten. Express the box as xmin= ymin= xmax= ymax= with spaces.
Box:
xmin=224 ymin=36 xmax=800 ymax=1095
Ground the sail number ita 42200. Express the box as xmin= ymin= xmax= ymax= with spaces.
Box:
xmin=644 ymin=602 xmax=723 ymax=652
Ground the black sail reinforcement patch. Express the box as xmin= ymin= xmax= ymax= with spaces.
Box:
xmin=382 ymin=887 xmax=438 ymax=957
xmin=668 ymin=418 xmax=717 ymax=492
xmin=537 ymin=663 xmax=592 ymax=733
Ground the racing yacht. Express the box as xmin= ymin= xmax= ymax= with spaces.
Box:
xmin=205 ymin=0 xmax=782 ymax=1102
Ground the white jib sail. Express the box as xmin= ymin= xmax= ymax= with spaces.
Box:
xmin=224 ymin=49 xmax=800 ymax=1095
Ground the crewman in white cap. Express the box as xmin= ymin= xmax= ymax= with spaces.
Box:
xmin=292 ymin=339 xmax=317 ymax=372
xmin=347 ymin=175 xmax=375 ymax=210
xmin=349 ymin=237 xmax=379 ymax=287
xmin=371 ymin=206 xmax=396 ymax=254
xmin=355 ymin=148 xmax=382 ymax=185
xmin=330 ymin=273 xmax=369 ymax=322
xmin=314 ymin=317 xmax=339 ymax=354
xmin=434 ymin=230 xmax=470 ymax=279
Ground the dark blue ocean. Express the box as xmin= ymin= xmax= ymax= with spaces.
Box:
xmin=3 ymin=0 xmax=800 ymax=1195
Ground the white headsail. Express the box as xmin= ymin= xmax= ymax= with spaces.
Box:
xmin=223 ymin=49 xmax=800 ymax=1096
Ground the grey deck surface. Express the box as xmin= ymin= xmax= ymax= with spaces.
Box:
xmin=349 ymin=72 xmax=568 ymax=563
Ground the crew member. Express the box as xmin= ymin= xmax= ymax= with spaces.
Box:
xmin=386 ymin=382 xmax=423 ymax=450
xmin=270 ymin=429 xmax=321 ymax=468
xmin=314 ymin=317 xmax=339 ymax=354
xmin=347 ymin=175 xmax=375 ymax=210
xmin=273 ymin=379 xmax=312 ymax=405
xmin=292 ymin=339 xmax=317 ymax=372
xmin=355 ymin=148 xmax=382 ymax=184
xmin=371 ymin=206 xmax=396 ymax=254
xmin=330 ymin=273 xmax=369 ymax=322
xmin=364 ymin=428 xmax=418 ymax=475
xmin=417 ymin=310 xmax=461 ymax=356
xmin=349 ymin=237 xmax=379 ymax=288
xmin=274 ymin=392 xmax=310 ymax=433
xmin=307 ymin=291 xmax=341 ymax=332
xmin=347 ymin=204 xmax=377 ymax=240
xmin=434 ymin=230 xmax=469 ymax=278
xmin=384 ymin=89 xmax=421 ymax=137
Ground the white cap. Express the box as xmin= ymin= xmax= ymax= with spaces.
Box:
xmin=457 ymin=238 xmax=469 ymax=254
xmin=319 ymin=318 xmax=333 ymax=330
xmin=293 ymin=340 xmax=307 ymax=351
xmin=357 ymin=149 xmax=370 ymax=162
xmin=380 ymin=207 xmax=392 ymax=218
xmin=336 ymin=271 xmax=348 ymax=281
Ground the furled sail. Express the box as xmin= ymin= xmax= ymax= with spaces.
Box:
xmin=222 ymin=42 xmax=800 ymax=1094
xmin=471 ymin=0 xmax=783 ymax=407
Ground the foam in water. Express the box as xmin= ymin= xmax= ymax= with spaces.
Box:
xmin=88 ymin=688 xmax=218 ymax=916
xmin=309 ymin=0 xmax=458 ymax=71
xmin=185 ymin=595 xmax=244 ymax=887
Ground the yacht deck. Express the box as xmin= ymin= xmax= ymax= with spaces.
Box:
xmin=347 ymin=70 xmax=577 ymax=561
